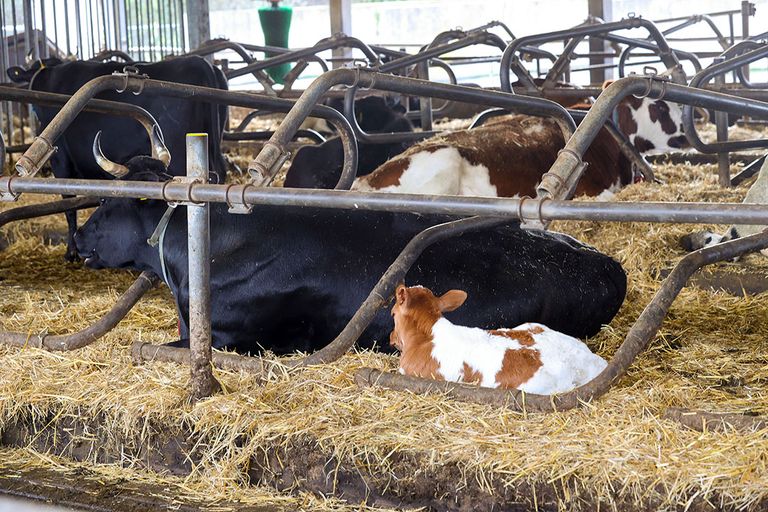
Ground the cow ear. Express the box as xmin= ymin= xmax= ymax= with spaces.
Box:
xmin=7 ymin=66 xmax=26 ymax=83
xmin=437 ymin=290 xmax=467 ymax=313
xmin=396 ymin=285 xmax=408 ymax=306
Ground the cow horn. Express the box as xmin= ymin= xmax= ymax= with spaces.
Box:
xmin=92 ymin=131 xmax=129 ymax=178
xmin=150 ymin=124 xmax=171 ymax=167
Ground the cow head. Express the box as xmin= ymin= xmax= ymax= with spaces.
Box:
xmin=6 ymin=57 xmax=63 ymax=83
xmin=389 ymin=285 xmax=467 ymax=351
xmin=74 ymin=132 xmax=172 ymax=270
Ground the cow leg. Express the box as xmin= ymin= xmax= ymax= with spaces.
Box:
xmin=63 ymin=196 xmax=80 ymax=262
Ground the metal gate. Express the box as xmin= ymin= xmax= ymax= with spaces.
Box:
xmin=0 ymin=0 xmax=188 ymax=157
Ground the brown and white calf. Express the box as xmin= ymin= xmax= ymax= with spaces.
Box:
xmin=352 ymin=114 xmax=636 ymax=199
xmin=389 ymin=285 xmax=608 ymax=395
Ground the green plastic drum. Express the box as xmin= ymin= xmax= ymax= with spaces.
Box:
xmin=258 ymin=2 xmax=293 ymax=84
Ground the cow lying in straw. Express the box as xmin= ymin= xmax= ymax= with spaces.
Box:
xmin=681 ymin=156 xmax=768 ymax=256
xmin=389 ymin=285 xmax=607 ymax=394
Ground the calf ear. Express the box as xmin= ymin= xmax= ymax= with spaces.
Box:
xmin=438 ymin=290 xmax=467 ymax=312
xmin=396 ymin=285 xmax=408 ymax=306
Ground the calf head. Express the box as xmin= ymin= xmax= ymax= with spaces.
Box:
xmin=74 ymin=132 xmax=171 ymax=271
xmin=389 ymin=285 xmax=467 ymax=350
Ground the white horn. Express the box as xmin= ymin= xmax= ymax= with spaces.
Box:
xmin=150 ymin=124 xmax=171 ymax=167
xmin=92 ymin=131 xmax=129 ymax=178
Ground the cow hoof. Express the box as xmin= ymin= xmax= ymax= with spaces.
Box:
xmin=64 ymin=249 xmax=81 ymax=263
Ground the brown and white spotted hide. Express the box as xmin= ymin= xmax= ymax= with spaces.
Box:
xmin=352 ymin=114 xmax=633 ymax=198
xmin=614 ymin=95 xmax=688 ymax=155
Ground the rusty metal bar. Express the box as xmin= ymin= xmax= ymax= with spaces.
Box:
xmin=185 ymin=133 xmax=220 ymax=400
xmin=355 ymin=230 xmax=768 ymax=411
xmin=13 ymin=74 xmax=358 ymax=190
xmin=501 ymin=17 xmax=687 ymax=93
xmin=0 ymin=197 xmax=99 ymax=227
xmin=0 ymin=271 xmax=158 ymax=351
xmin=5 ymin=176 xmax=768 ymax=226
xmin=0 ymin=85 xmax=159 ymax=136
xmin=246 ymin=68 xmax=576 ymax=184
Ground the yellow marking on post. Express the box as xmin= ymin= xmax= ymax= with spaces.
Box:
xmin=186 ymin=133 xmax=208 ymax=137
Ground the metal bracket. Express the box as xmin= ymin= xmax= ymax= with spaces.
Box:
xmin=162 ymin=176 xmax=203 ymax=207
xmin=15 ymin=135 xmax=57 ymax=177
xmin=225 ymin=183 xmax=254 ymax=214
xmin=0 ymin=176 xmax=19 ymax=202
xmin=113 ymin=66 xmax=149 ymax=95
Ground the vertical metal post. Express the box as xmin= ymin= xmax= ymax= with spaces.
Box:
xmin=330 ymin=0 xmax=351 ymax=68
xmin=186 ymin=133 xmax=220 ymax=401
xmin=186 ymin=0 xmax=209 ymax=52
xmin=417 ymin=61 xmax=433 ymax=132
xmin=741 ymin=1 xmax=753 ymax=82
xmin=713 ymin=58 xmax=730 ymax=187
xmin=588 ymin=0 xmax=612 ymax=84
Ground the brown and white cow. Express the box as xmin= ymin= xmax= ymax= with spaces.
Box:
xmin=352 ymin=114 xmax=637 ymax=199
xmin=389 ymin=285 xmax=608 ymax=394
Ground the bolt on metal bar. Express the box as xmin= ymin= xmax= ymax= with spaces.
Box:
xmin=186 ymin=133 xmax=220 ymax=400
xmin=355 ymin=230 xmax=768 ymax=411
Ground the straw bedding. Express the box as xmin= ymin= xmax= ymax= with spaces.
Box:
xmin=0 ymin=156 xmax=767 ymax=510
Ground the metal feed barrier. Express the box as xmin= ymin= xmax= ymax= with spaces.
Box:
xmin=1 ymin=68 xmax=768 ymax=431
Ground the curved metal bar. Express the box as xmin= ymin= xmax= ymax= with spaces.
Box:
xmin=379 ymin=31 xmax=507 ymax=75
xmin=0 ymin=196 xmax=99 ymax=227
xmin=89 ymin=49 xmax=134 ymax=63
xmin=227 ymin=34 xmax=381 ymax=81
xmin=0 ymin=272 xmax=159 ymax=351
xmin=721 ymin=40 xmax=768 ymax=89
xmin=616 ymin=42 xmax=702 ymax=78
xmin=14 ymin=74 xmax=359 ymax=190
xmin=132 ymin=217 xmax=510 ymax=373
xmin=195 ymin=39 xmax=330 ymax=74
xmin=342 ymin=87 xmax=436 ymax=144
xmin=248 ymin=68 xmax=576 ymax=185
xmin=223 ymin=129 xmax=326 ymax=144
xmin=0 ymin=85 xmax=162 ymax=143
xmin=500 ymin=18 xmax=686 ymax=93
xmin=184 ymin=39 xmax=276 ymax=93
xmin=355 ymin=230 xmax=768 ymax=411
xmin=529 ymin=76 xmax=768 ymax=208
xmin=681 ymin=44 xmax=768 ymax=154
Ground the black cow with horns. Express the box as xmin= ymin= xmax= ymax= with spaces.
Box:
xmin=7 ymin=56 xmax=229 ymax=260
xmin=74 ymin=134 xmax=628 ymax=355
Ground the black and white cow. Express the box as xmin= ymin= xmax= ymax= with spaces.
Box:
xmin=74 ymin=141 xmax=627 ymax=355
xmin=7 ymin=56 xmax=229 ymax=260
xmin=283 ymin=95 xmax=415 ymax=189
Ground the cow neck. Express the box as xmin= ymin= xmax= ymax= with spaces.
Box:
xmin=146 ymin=204 xmax=177 ymax=291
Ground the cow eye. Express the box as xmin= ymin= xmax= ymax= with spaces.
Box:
xmin=99 ymin=198 xmax=106 ymax=205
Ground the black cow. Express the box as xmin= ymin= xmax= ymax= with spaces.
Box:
xmin=8 ymin=56 xmax=228 ymax=260
xmin=74 ymin=145 xmax=627 ymax=355
xmin=283 ymin=95 xmax=415 ymax=189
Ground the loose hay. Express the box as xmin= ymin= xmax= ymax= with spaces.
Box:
xmin=0 ymin=161 xmax=767 ymax=510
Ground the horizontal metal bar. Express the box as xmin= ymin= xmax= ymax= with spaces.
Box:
xmin=3 ymin=177 xmax=768 ymax=225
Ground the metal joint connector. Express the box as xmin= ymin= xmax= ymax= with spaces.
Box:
xmin=15 ymin=136 xmax=57 ymax=177
xmin=113 ymin=66 xmax=149 ymax=95
xmin=163 ymin=176 xmax=204 ymax=207
xmin=225 ymin=183 xmax=255 ymax=214
xmin=0 ymin=176 xmax=19 ymax=202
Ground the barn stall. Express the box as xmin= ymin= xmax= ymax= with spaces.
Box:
xmin=0 ymin=1 xmax=767 ymax=511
